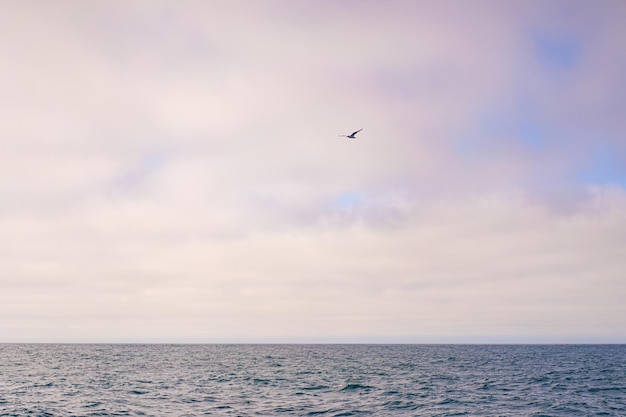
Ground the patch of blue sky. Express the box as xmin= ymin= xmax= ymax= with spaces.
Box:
xmin=533 ymin=35 xmax=582 ymax=71
xmin=577 ymin=143 xmax=626 ymax=188
xmin=334 ymin=192 xmax=361 ymax=209
xmin=516 ymin=121 xmax=549 ymax=150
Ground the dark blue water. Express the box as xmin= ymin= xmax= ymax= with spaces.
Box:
xmin=0 ymin=344 xmax=624 ymax=416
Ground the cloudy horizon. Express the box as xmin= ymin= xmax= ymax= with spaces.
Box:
xmin=1 ymin=1 xmax=625 ymax=343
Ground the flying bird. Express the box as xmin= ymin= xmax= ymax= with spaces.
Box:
xmin=339 ymin=128 xmax=362 ymax=139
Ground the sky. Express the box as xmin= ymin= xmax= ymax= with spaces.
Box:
xmin=1 ymin=0 xmax=625 ymax=343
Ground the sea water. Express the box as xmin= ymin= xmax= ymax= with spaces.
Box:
xmin=0 ymin=344 xmax=624 ymax=416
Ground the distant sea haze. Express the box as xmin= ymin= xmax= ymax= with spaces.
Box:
xmin=0 ymin=344 xmax=624 ymax=416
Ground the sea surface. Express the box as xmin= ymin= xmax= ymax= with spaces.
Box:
xmin=0 ymin=344 xmax=624 ymax=416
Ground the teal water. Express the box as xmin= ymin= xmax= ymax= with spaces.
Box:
xmin=0 ymin=344 xmax=624 ymax=416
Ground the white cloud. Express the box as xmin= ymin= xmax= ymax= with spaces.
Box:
xmin=0 ymin=1 xmax=624 ymax=342
xmin=1 ymin=186 xmax=624 ymax=342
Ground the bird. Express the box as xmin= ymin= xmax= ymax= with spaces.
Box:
xmin=339 ymin=128 xmax=362 ymax=139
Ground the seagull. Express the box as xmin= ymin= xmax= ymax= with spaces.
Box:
xmin=339 ymin=128 xmax=362 ymax=139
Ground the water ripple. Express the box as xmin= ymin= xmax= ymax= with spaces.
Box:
xmin=0 ymin=344 xmax=624 ymax=416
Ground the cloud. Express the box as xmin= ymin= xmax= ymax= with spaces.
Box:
xmin=0 ymin=1 xmax=624 ymax=342
xmin=2 ymin=186 xmax=624 ymax=342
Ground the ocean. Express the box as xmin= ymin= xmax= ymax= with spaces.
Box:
xmin=0 ymin=344 xmax=624 ymax=416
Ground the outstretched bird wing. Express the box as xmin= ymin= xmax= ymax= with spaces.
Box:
xmin=351 ymin=128 xmax=363 ymax=136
